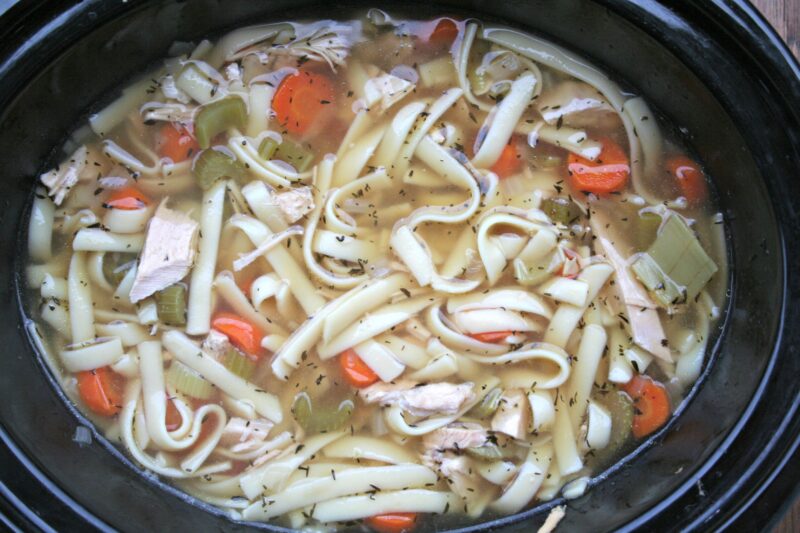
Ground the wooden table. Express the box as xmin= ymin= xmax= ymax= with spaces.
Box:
xmin=751 ymin=3 xmax=800 ymax=531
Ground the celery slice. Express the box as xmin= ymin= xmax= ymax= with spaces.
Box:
xmin=192 ymin=148 xmax=247 ymax=190
xmin=102 ymin=253 xmax=137 ymax=286
xmin=166 ymin=361 xmax=214 ymax=399
xmin=194 ymin=96 xmax=247 ymax=148
xmin=468 ymin=387 xmax=503 ymax=419
xmin=155 ymin=283 xmax=187 ymax=325
xmin=541 ymin=197 xmax=581 ymax=225
xmin=636 ymin=212 xmax=662 ymax=251
xmin=222 ymin=349 xmax=256 ymax=380
xmin=466 ymin=444 xmax=505 ymax=461
xmin=631 ymin=253 xmax=685 ymax=307
xmin=631 ymin=213 xmax=717 ymax=305
xmin=274 ymin=138 xmax=313 ymax=172
xmin=259 ymin=137 xmax=314 ymax=172
xmin=258 ymin=137 xmax=278 ymax=160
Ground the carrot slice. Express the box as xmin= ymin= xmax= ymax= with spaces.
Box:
xmin=339 ymin=348 xmax=378 ymax=388
xmin=667 ymin=155 xmax=707 ymax=205
xmin=567 ymin=137 xmax=630 ymax=194
xmin=469 ymin=331 xmax=513 ymax=343
xmin=365 ymin=512 xmax=419 ymax=533
xmin=427 ymin=18 xmax=459 ymax=46
xmin=272 ymin=70 xmax=335 ymax=136
xmin=157 ymin=123 xmax=199 ymax=162
xmin=104 ymin=186 xmax=150 ymax=210
xmin=77 ymin=367 xmax=124 ymax=416
xmin=621 ymin=374 xmax=671 ymax=439
xmin=490 ymin=141 xmax=522 ymax=178
xmin=211 ymin=313 xmax=263 ymax=360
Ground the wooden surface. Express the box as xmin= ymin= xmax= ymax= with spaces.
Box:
xmin=752 ymin=1 xmax=799 ymax=529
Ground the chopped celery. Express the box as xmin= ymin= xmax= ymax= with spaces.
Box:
xmin=166 ymin=361 xmax=214 ymax=400
xmin=632 ymin=213 xmax=717 ymax=305
xmin=541 ymin=197 xmax=581 ymax=225
xmin=636 ymin=212 xmax=662 ymax=251
xmin=192 ymin=148 xmax=247 ymax=190
xmin=155 ymin=283 xmax=186 ymax=325
xmin=466 ymin=444 xmax=505 ymax=461
xmin=102 ymin=253 xmax=137 ymax=286
xmin=513 ymin=257 xmax=552 ymax=287
xmin=223 ymin=349 xmax=256 ymax=380
xmin=194 ymin=96 xmax=247 ymax=148
xmin=291 ymin=392 xmax=354 ymax=434
xmin=274 ymin=139 xmax=313 ymax=172
xmin=468 ymin=387 xmax=503 ymax=419
xmin=259 ymin=137 xmax=314 ymax=172
xmin=587 ymin=390 xmax=633 ymax=468
xmin=631 ymin=253 xmax=685 ymax=306
xmin=258 ymin=137 xmax=279 ymax=160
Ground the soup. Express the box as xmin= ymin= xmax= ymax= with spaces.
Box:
xmin=24 ymin=10 xmax=726 ymax=531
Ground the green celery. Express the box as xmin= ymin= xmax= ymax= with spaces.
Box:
xmin=194 ymin=96 xmax=247 ymax=148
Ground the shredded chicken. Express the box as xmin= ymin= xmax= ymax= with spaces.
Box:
xmin=364 ymin=72 xmax=415 ymax=112
xmin=220 ymin=417 xmax=274 ymax=451
xmin=202 ymin=329 xmax=231 ymax=359
xmin=359 ymin=381 xmax=475 ymax=417
xmin=271 ymin=186 xmax=314 ymax=223
xmin=595 ymin=234 xmax=672 ymax=361
xmin=40 ymin=145 xmax=90 ymax=205
xmin=129 ymin=201 xmax=199 ymax=303
xmin=423 ymin=422 xmax=488 ymax=451
xmin=537 ymin=505 xmax=567 ymax=533
xmin=491 ymin=389 xmax=531 ymax=440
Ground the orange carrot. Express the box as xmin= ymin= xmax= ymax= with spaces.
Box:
xmin=211 ymin=313 xmax=263 ymax=360
xmin=490 ymin=141 xmax=522 ymax=178
xmin=621 ymin=375 xmax=671 ymax=439
xmin=272 ymin=70 xmax=335 ymax=136
xmin=77 ymin=367 xmax=123 ymax=417
xmin=469 ymin=331 xmax=513 ymax=343
xmin=339 ymin=348 xmax=378 ymax=388
xmin=157 ymin=123 xmax=199 ymax=162
xmin=427 ymin=18 xmax=459 ymax=46
xmin=104 ymin=186 xmax=150 ymax=210
xmin=567 ymin=137 xmax=630 ymax=194
xmin=365 ymin=512 xmax=419 ymax=533
xmin=667 ymin=155 xmax=707 ymax=205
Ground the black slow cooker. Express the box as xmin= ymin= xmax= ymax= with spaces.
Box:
xmin=0 ymin=1 xmax=797 ymax=531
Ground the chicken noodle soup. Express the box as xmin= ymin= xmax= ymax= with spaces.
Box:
xmin=25 ymin=10 xmax=725 ymax=531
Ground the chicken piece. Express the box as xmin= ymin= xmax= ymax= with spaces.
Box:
xmin=536 ymin=81 xmax=617 ymax=129
xmin=491 ymin=389 xmax=531 ymax=440
xmin=219 ymin=417 xmax=274 ymax=452
xmin=359 ymin=381 xmax=475 ymax=417
xmin=129 ymin=201 xmax=199 ymax=303
xmin=363 ymin=72 xmax=415 ymax=112
xmin=538 ymin=506 xmax=566 ymax=533
xmin=272 ymin=186 xmax=314 ymax=223
xmin=423 ymin=422 xmax=488 ymax=451
xmin=202 ymin=329 xmax=231 ymax=359
xmin=40 ymin=145 xmax=90 ymax=206
xmin=594 ymin=234 xmax=672 ymax=362
xmin=424 ymin=452 xmax=493 ymax=516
